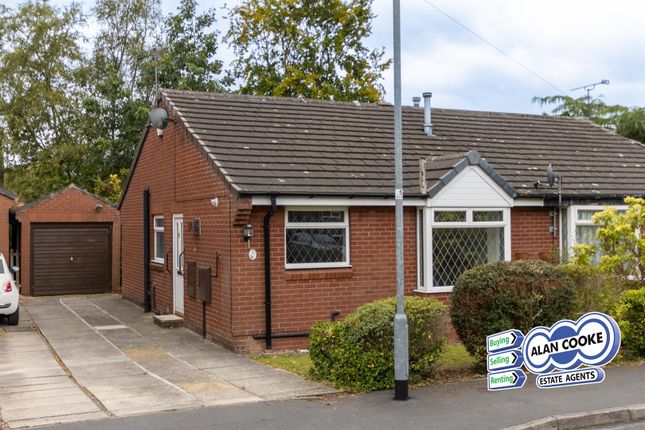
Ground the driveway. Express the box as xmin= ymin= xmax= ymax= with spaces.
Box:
xmin=0 ymin=295 xmax=333 ymax=429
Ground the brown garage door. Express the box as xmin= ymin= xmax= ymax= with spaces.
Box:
xmin=31 ymin=223 xmax=112 ymax=296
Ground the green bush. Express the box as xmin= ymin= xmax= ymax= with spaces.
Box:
xmin=559 ymin=263 xmax=632 ymax=318
xmin=450 ymin=260 xmax=575 ymax=371
xmin=309 ymin=296 xmax=448 ymax=391
xmin=613 ymin=287 xmax=645 ymax=356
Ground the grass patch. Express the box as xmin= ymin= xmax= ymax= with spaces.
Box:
xmin=428 ymin=343 xmax=479 ymax=384
xmin=438 ymin=343 xmax=477 ymax=371
xmin=253 ymin=343 xmax=478 ymax=386
xmin=252 ymin=353 xmax=313 ymax=378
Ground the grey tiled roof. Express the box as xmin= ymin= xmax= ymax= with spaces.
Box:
xmin=162 ymin=90 xmax=645 ymax=199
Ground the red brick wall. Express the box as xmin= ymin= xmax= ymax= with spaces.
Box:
xmin=120 ymin=114 xmax=241 ymax=346
xmin=0 ymin=195 xmax=15 ymax=261
xmin=511 ymin=207 xmax=559 ymax=261
xmin=15 ymin=186 xmax=120 ymax=296
xmin=231 ymin=206 xmax=422 ymax=351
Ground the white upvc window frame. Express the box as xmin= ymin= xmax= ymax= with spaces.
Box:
xmin=418 ymin=207 xmax=511 ymax=294
xmin=153 ymin=215 xmax=165 ymax=264
xmin=566 ymin=205 xmax=628 ymax=255
xmin=284 ymin=207 xmax=350 ymax=270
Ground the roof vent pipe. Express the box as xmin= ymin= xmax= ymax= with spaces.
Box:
xmin=412 ymin=97 xmax=421 ymax=107
xmin=423 ymin=92 xmax=433 ymax=136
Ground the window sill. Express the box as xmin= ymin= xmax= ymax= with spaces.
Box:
xmin=286 ymin=267 xmax=353 ymax=282
xmin=414 ymin=287 xmax=453 ymax=294
xmin=150 ymin=262 xmax=165 ymax=272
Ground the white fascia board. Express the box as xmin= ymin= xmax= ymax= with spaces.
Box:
xmin=513 ymin=198 xmax=545 ymax=207
xmin=251 ymin=196 xmax=427 ymax=207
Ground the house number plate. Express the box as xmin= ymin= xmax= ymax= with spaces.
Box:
xmin=248 ymin=249 xmax=257 ymax=261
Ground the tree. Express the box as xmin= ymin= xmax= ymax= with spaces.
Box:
xmin=533 ymin=95 xmax=645 ymax=144
xmin=573 ymin=197 xmax=645 ymax=280
xmin=0 ymin=1 xmax=91 ymax=201
xmin=227 ymin=0 xmax=390 ymax=102
xmin=80 ymin=0 xmax=162 ymax=200
xmin=617 ymin=108 xmax=645 ymax=144
xmin=532 ymin=95 xmax=627 ymax=130
xmin=83 ymin=0 xmax=229 ymax=203
xmin=140 ymin=0 xmax=228 ymax=92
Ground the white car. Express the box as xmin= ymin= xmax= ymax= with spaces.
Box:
xmin=0 ymin=253 xmax=19 ymax=326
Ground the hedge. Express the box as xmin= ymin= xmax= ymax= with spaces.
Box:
xmin=450 ymin=259 xmax=575 ymax=371
xmin=309 ymin=296 xmax=447 ymax=391
xmin=613 ymin=287 xmax=645 ymax=356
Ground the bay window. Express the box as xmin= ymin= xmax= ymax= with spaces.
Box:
xmin=418 ymin=208 xmax=511 ymax=293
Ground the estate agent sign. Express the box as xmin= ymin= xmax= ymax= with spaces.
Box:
xmin=486 ymin=312 xmax=621 ymax=391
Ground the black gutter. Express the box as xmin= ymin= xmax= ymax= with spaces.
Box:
xmin=263 ymin=196 xmax=278 ymax=349
xmin=143 ymin=189 xmax=151 ymax=312
xmin=253 ymin=332 xmax=309 ymax=340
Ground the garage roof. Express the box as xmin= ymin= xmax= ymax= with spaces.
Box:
xmin=15 ymin=184 xmax=114 ymax=214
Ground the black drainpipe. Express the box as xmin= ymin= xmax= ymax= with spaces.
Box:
xmin=263 ymin=196 xmax=277 ymax=349
xmin=143 ymin=189 xmax=151 ymax=312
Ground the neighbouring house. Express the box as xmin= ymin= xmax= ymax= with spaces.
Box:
xmin=13 ymin=185 xmax=121 ymax=296
xmin=118 ymin=90 xmax=645 ymax=351
xmin=0 ymin=188 xmax=18 ymax=263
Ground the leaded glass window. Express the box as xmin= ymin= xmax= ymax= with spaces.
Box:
xmin=425 ymin=208 xmax=509 ymax=291
xmin=285 ymin=209 xmax=349 ymax=268
xmin=432 ymin=227 xmax=504 ymax=287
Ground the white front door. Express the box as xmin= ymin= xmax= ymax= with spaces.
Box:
xmin=172 ymin=214 xmax=184 ymax=314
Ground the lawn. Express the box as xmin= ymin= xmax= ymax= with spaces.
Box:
xmin=252 ymin=352 xmax=313 ymax=378
xmin=252 ymin=342 xmax=478 ymax=382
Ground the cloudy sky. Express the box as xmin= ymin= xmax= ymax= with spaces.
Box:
xmin=12 ymin=0 xmax=645 ymax=114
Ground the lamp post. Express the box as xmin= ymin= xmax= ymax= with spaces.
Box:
xmin=392 ymin=0 xmax=409 ymax=401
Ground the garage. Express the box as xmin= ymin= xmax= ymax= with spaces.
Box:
xmin=14 ymin=184 xmax=120 ymax=296
xmin=31 ymin=224 xmax=112 ymax=296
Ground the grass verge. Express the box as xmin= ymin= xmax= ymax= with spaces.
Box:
xmin=253 ymin=343 xmax=479 ymax=384
xmin=252 ymin=352 xmax=313 ymax=378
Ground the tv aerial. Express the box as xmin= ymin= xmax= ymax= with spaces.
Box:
xmin=570 ymin=79 xmax=609 ymax=103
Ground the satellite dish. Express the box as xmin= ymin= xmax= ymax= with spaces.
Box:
xmin=546 ymin=164 xmax=556 ymax=187
xmin=149 ymin=107 xmax=168 ymax=130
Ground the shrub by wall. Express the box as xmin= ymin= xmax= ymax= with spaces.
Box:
xmin=613 ymin=287 xmax=645 ymax=356
xmin=559 ymin=263 xmax=632 ymax=318
xmin=309 ymin=296 xmax=447 ymax=391
xmin=450 ymin=259 xmax=575 ymax=370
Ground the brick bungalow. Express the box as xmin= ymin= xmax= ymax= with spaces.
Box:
xmin=118 ymin=90 xmax=645 ymax=352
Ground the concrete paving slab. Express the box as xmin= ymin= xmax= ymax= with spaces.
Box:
xmin=3 ymin=386 xmax=82 ymax=402
xmin=7 ymin=411 xmax=107 ymax=429
xmin=2 ymin=381 xmax=75 ymax=394
xmin=66 ymin=363 xmax=144 ymax=380
xmin=0 ymin=326 xmax=107 ymax=429
xmin=1 ymin=392 xmax=93 ymax=412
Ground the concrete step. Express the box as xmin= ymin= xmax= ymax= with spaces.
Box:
xmin=153 ymin=314 xmax=184 ymax=329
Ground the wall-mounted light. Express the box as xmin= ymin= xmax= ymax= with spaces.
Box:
xmin=243 ymin=224 xmax=253 ymax=241
xmin=95 ymin=204 xmax=103 ymax=213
